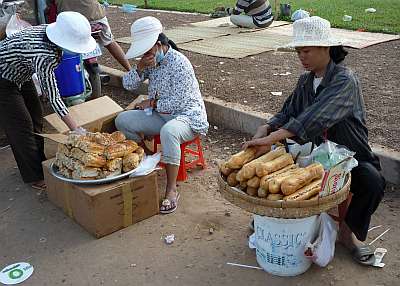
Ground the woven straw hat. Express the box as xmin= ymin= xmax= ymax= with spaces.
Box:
xmin=286 ymin=16 xmax=342 ymax=47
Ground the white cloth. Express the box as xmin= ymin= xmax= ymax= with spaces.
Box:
xmin=313 ymin=76 xmax=323 ymax=93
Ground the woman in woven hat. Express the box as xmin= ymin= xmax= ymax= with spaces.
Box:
xmin=244 ymin=16 xmax=385 ymax=265
xmin=0 ymin=11 xmax=96 ymax=190
xmin=115 ymin=16 xmax=209 ymax=214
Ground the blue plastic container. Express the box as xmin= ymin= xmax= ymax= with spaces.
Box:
xmin=54 ymin=52 xmax=85 ymax=97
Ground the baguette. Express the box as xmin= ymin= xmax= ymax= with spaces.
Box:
xmin=236 ymin=168 xmax=246 ymax=182
xmin=247 ymin=176 xmax=261 ymax=189
xmin=110 ymin=131 xmax=126 ymax=143
xmin=246 ymin=187 xmax=258 ymax=197
xmin=219 ymin=161 xmax=233 ymax=176
xmin=259 ymin=164 xmax=298 ymax=191
xmin=258 ymin=187 xmax=268 ymax=198
xmin=227 ymin=171 xmax=239 ymax=187
xmin=281 ymin=163 xmax=324 ymax=195
xmin=267 ymin=194 xmax=283 ymax=201
xmin=241 ymin=147 xmax=286 ymax=180
xmin=268 ymin=169 xmax=303 ymax=194
xmin=256 ymin=153 xmax=294 ymax=177
xmin=57 ymin=143 xmax=71 ymax=156
xmin=76 ymin=140 xmax=105 ymax=155
xmin=284 ymin=179 xmax=322 ymax=201
xmin=226 ymin=147 xmax=256 ymax=169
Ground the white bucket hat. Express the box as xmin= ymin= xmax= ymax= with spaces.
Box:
xmin=286 ymin=16 xmax=342 ymax=47
xmin=125 ymin=16 xmax=163 ymax=59
xmin=46 ymin=11 xmax=97 ymax=54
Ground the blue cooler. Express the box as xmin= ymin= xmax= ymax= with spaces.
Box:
xmin=54 ymin=52 xmax=85 ymax=97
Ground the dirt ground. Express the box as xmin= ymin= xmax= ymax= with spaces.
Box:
xmin=99 ymin=7 xmax=400 ymax=152
xmin=1 ymin=6 xmax=400 ymax=286
xmin=1 ymin=127 xmax=399 ymax=286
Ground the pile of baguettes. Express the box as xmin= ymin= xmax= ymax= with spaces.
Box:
xmin=219 ymin=146 xmax=325 ymax=201
xmin=54 ymin=131 xmax=144 ymax=180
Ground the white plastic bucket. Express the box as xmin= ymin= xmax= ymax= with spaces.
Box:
xmin=253 ymin=215 xmax=319 ymax=276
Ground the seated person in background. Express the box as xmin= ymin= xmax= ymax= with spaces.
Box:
xmin=47 ymin=0 xmax=131 ymax=71
xmin=115 ymin=17 xmax=209 ymax=214
xmin=226 ymin=0 xmax=274 ymax=29
xmin=243 ymin=16 xmax=385 ymax=266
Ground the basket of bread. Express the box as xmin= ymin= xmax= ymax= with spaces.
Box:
xmin=218 ymin=146 xmax=351 ymax=218
xmin=51 ymin=131 xmax=145 ymax=183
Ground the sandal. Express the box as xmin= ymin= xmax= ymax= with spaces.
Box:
xmin=352 ymin=245 xmax=376 ymax=266
xmin=160 ymin=192 xmax=180 ymax=214
xmin=31 ymin=182 xmax=47 ymax=191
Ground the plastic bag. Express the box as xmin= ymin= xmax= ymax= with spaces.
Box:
xmin=305 ymin=213 xmax=337 ymax=267
xmin=311 ymin=140 xmax=358 ymax=171
xmin=129 ymin=152 xmax=161 ymax=178
xmin=6 ymin=14 xmax=31 ymax=37
xmin=291 ymin=9 xmax=310 ymax=22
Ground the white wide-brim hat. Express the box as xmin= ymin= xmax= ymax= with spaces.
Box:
xmin=286 ymin=16 xmax=342 ymax=48
xmin=46 ymin=11 xmax=97 ymax=54
xmin=125 ymin=16 xmax=163 ymax=59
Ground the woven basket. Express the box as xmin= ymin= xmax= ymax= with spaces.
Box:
xmin=217 ymin=174 xmax=351 ymax=218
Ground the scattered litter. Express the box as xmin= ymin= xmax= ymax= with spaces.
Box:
xmin=368 ymin=225 xmax=382 ymax=232
xmin=279 ymin=71 xmax=292 ymax=76
xmin=39 ymin=237 xmax=47 ymax=243
xmin=227 ymin=262 xmax=262 ymax=270
xmin=199 ymin=80 xmax=205 ymax=84
xmin=327 ymin=265 xmax=334 ymax=270
xmin=226 ymin=72 xmax=232 ymax=75
xmin=343 ymin=15 xmax=352 ymax=22
xmin=219 ymin=62 xmax=224 ymax=65
xmin=243 ymin=100 xmax=248 ymax=103
xmin=221 ymin=70 xmax=225 ymax=73
xmin=164 ymin=234 xmax=175 ymax=245
xmin=120 ymin=4 xmax=137 ymax=13
xmin=250 ymin=86 xmax=255 ymax=89
xmin=224 ymin=210 xmax=231 ymax=217
xmin=130 ymin=263 xmax=137 ymax=268
xmin=213 ymin=126 xmax=219 ymax=130
xmin=365 ymin=8 xmax=376 ymax=13
xmin=373 ymin=248 xmax=387 ymax=268
xmin=8 ymin=198 xmax=14 ymax=201
xmin=271 ymin=92 xmax=283 ymax=96
xmin=369 ymin=228 xmax=390 ymax=245
xmin=0 ymin=262 xmax=34 ymax=285
xmin=209 ymin=228 xmax=214 ymax=234
xmin=273 ymin=73 xmax=279 ymax=76
xmin=206 ymin=237 xmax=213 ymax=241
xmin=223 ymin=147 xmax=230 ymax=150
xmin=185 ymin=264 xmax=194 ymax=268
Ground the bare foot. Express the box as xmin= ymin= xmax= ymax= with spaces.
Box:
xmin=31 ymin=180 xmax=46 ymax=191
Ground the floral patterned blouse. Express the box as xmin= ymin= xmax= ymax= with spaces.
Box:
xmin=122 ymin=48 xmax=209 ymax=135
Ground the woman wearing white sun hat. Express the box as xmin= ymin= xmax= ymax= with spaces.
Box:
xmin=244 ymin=16 xmax=385 ymax=266
xmin=115 ymin=16 xmax=209 ymax=214
xmin=0 ymin=11 xmax=96 ymax=191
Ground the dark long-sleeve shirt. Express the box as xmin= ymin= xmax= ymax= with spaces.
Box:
xmin=0 ymin=25 xmax=69 ymax=117
xmin=267 ymin=60 xmax=381 ymax=169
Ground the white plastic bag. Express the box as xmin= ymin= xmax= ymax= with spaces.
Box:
xmin=291 ymin=9 xmax=310 ymax=21
xmin=129 ymin=152 xmax=161 ymax=178
xmin=6 ymin=14 xmax=30 ymax=37
xmin=305 ymin=213 xmax=337 ymax=267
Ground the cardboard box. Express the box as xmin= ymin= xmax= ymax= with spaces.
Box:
xmin=42 ymin=96 xmax=123 ymax=158
xmin=43 ymin=159 xmax=160 ymax=238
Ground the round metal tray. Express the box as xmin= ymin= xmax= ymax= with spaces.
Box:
xmin=50 ymin=162 xmax=138 ymax=185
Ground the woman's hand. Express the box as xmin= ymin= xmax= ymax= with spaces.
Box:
xmin=134 ymin=99 xmax=156 ymax=110
xmin=137 ymin=54 xmax=156 ymax=72
xmin=242 ymin=137 xmax=273 ymax=158
xmin=253 ymin=124 xmax=271 ymax=139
